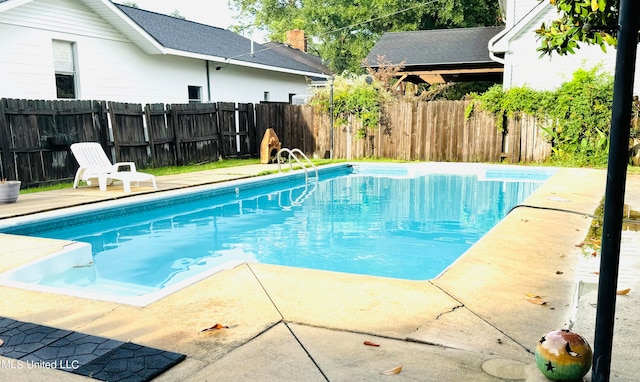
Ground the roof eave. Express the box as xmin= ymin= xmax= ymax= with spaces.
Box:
xmin=408 ymin=60 xmax=501 ymax=66
xmin=0 ymin=0 xmax=35 ymax=12
xmin=489 ymin=1 xmax=550 ymax=54
xmin=162 ymin=48 xmax=331 ymax=79
xmin=81 ymin=0 xmax=165 ymax=55
xmin=368 ymin=60 xmax=500 ymax=68
xmin=226 ymin=58 xmax=332 ymax=79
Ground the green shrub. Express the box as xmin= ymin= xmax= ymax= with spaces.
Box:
xmin=469 ymin=66 xmax=615 ymax=166
xmin=311 ymin=74 xmax=386 ymax=138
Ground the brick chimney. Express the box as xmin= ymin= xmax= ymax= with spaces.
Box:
xmin=286 ymin=29 xmax=307 ymax=52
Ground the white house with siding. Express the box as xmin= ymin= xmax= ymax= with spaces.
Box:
xmin=489 ymin=0 xmax=639 ymax=94
xmin=0 ymin=0 xmax=330 ymax=104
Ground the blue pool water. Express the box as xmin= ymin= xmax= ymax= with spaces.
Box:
xmin=1 ymin=163 xmax=554 ymax=300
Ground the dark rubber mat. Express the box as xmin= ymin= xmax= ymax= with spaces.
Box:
xmin=0 ymin=317 xmax=185 ymax=381
xmin=73 ymin=342 xmax=186 ymax=382
xmin=0 ymin=318 xmax=72 ymax=359
xmin=22 ymin=331 xmax=125 ymax=370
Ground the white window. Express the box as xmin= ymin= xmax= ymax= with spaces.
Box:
xmin=188 ymin=86 xmax=201 ymax=103
xmin=52 ymin=40 xmax=78 ymax=99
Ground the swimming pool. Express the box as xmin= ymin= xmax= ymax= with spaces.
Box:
xmin=0 ymin=163 xmax=555 ymax=305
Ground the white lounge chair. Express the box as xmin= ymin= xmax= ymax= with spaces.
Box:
xmin=70 ymin=142 xmax=157 ymax=193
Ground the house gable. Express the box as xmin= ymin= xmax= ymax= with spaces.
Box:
xmin=0 ymin=0 xmax=153 ymax=100
xmin=0 ymin=0 xmax=328 ymax=103
xmin=0 ymin=0 xmax=129 ymax=41
xmin=0 ymin=0 xmax=330 ymax=78
xmin=489 ymin=0 xmax=639 ymax=94
xmin=489 ymin=0 xmax=548 ymax=54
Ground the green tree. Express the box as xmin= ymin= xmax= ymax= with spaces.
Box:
xmin=230 ymin=0 xmax=501 ymax=73
xmin=535 ymin=0 xmax=619 ymax=56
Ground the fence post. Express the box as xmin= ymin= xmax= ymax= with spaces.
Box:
xmin=93 ymin=101 xmax=109 ymax=148
xmin=170 ymin=105 xmax=183 ymax=165
xmin=145 ymin=104 xmax=156 ymax=167
xmin=248 ymin=103 xmax=257 ymax=157
xmin=106 ymin=102 xmax=120 ymax=161
xmin=0 ymin=99 xmax=16 ymax=180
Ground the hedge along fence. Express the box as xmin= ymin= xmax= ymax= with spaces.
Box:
xmin=0 ymin=98 xmax=551 ymax=187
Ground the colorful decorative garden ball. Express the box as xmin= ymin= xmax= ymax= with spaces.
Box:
xmin=535 ymin=329 xmax=592 ymax=381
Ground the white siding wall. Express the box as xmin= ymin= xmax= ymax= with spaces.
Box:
xmin=209 ymin=65 xmax=311 ymax=103
xmin=0 ymin=22 xmax=57 ymax=99
xmin=504 ymin=3 xmax=640 ymax=94
xmin=0 ymin=0 xmax=312 ymax=104
xmin=510 ymin=0 xmax=542 ymax=28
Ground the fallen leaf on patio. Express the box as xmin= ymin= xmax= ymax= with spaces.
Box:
xmin=556 ymin=271 xmax=564 ymax=275
xmin=525 ymin=297 xmax=548 ymax=305
xmin=592 ymin=271 xmax=600 ymax=275
xmin=525 ymin=293 xmax=544 ymax=299
xmin=575 ymin=242 xmax=585 ymax=248
xmin=380 ymin=365 xmax=402 ymax=375
xmin=364 ymin=341 xmax=380 ymax=347
xmin=199 ymin=323 xmax=229 ymax=333
xmin=591 ymin=251 xmax=598 ymax=257
xmin=617 ymin=288 xmax=631 ymax=295
xmin=589 ymin=238 xmax=602 ymax=246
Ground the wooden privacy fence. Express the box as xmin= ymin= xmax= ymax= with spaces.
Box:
xmin=317 ymin=100 xmax=551 ymax=162
xmin=108 ymin=101 xmax=261 ymax=167
xmin=0 ymin=98 xmax=107 ymax=186
xmin=0 ymin=98 xmax=550 ymax=187
xmin=0 ymin=99 xmax=299 ymax=187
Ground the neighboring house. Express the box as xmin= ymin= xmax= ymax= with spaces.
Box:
xmin=364 ymin=27 xmax=505 ymax=87
xmin=489 ymin=0 xmax=639 ymax=94
xmin=0 ymin=0 xmax=331 ymax=104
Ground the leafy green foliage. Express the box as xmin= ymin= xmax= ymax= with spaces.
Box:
xmin=631 ymin=99 xmax=640 ymax=140
xmin=229 ymin=0 xmax=502 ymax=73
xmin=311 ymin=74 xmax=386 ymax=138
xmin=536 ymin=0 xmax=619 ymax=56
xmin=469 ymin=66 xmax=615 ymax=166
xmin=548 ymin=67 xmax=613 ymax=164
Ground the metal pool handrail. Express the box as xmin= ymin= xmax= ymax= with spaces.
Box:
xmin=276 ymin=148 xmax=318 ymax=181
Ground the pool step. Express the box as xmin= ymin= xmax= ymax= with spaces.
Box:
xmin=45 ymin=277 xmax=159 ymax=297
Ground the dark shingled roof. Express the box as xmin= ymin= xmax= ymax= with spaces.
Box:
xmin=262 ymin=42 xmax=331 ymax=76
xmin=365 ymin=26 xmax=505 ymax=67
xmin=114 ymin=4 xmax=329 ymax=76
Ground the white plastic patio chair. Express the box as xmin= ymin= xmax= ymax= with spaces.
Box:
xmin=70 ymin=142 xmax=157 ymax=193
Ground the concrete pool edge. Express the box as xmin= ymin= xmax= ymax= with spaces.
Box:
xmin=2 ymin=163 xmax=628 ymax=382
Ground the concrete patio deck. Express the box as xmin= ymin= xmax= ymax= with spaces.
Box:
xmin=0 ymin=163 xmax=638 ymax=381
